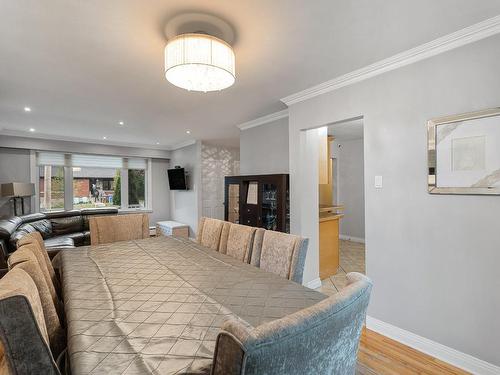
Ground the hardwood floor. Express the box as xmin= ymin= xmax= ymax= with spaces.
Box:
xmin=357 ymin=328 xmax=470 ymax=375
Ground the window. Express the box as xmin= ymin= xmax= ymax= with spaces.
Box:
xmin=128 ymin=169 xmax=145 ymax=208
xmin=39 ymin=166 xmax=65 ymax=212
xmin=72 ymin=167 xmax=121 ymax=209
xmin=35 ymin=152 xmax=151 ymax=212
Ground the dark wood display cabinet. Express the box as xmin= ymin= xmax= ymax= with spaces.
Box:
xmin=224 ymin=174 xmax=290 ymax=233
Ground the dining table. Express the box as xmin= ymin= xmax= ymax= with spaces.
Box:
xmin=61 ymin=235 xmax=327 ymax=374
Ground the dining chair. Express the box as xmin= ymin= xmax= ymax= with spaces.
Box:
xmin=212 ymin=272 xmax=372 ymax=375
xmin=196 ymin=217 xmax=228 ymax=251
xmin=250 ymin=229 xmax=308 ymax=284
xmin=0 ymin=268 xmax=61 ymax=374
xmin=219 ymin=223 xmax=257 ymax=263
xmin=17 ymin=232 xmax=61 ymax=298
xmin=8 ymin=249 xmax=66 ymax=359
xmin=89 ymin=213 xmax=149 ymax=245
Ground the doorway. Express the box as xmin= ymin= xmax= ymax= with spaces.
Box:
xmin=317 ymin=118 xmax=365 ymax=295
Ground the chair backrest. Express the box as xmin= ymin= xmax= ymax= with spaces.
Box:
xmin=0 ymin=268 xmax=60 ymax=375
xmin=89 ymin=213 xmax=149 ymax=245
xmin=8 ymin=249 xmax=66 ymax=359
xmin=212 ymin=272 xmax=372 ymax=375
xmin=17 ymin=232 xmax=61 ymax=299
xmin=250 ymin=230 xmax=308 ymax=283
xmin=196 ymin=217 xmax=228 ymax=251
xmin=219 ymin=223 xmax=257 ymax=263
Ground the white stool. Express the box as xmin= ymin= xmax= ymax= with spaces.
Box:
xmin=156 ymin=221 xmax=189 ymax=238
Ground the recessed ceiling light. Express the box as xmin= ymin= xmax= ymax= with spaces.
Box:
xmin=29 ymin=128 xmax=35 ymax=132
xmin=102 ymin=136 xmax=107 ymax=140
xmin=118 ymin=121 xmax=124 ymax=126
xmin=24 ymin=107 xmax=31 ymax=112
xmin=156 ymin=142 xmax=160 ymax=145
xmin=186 ymin=130 xmax=191 ymax=134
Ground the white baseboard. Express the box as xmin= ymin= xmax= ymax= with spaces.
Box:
xmin=366 ymin=316 xmax=500 ymax=375
xmin=339 ymin=234 xmax=365 ymax=244
xmin=306 ymin=277 xmax=322 ymax=289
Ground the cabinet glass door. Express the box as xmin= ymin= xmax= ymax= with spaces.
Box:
xmin=262 ymin=183 xmax=278 ymax=230
xmin=227 ymin=184 xmax=240 ymax=223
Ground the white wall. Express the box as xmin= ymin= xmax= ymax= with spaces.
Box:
xmin=0 ymin=147 xmax=32 ymax=217
xmin=240 ymin=117 xmax=289 ymax=175
xmin=289 ymin=34 xmax=500 ymax=366
xmin=169 ymin=141 xmax=202 ymax=237
xmin=331 ymin=138 xmax=365 ymax=240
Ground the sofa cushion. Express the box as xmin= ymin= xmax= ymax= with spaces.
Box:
xmin=0 ymin=217 xmax=22 ymax=239
xmin=44 ymin=210 xmax=80 ymax=219
xmin=65 ymin=232 xmax=87 ymax=246
xmin=44 ymin=237 xmax=75 ymax=250
xmin=18 ymin=213 xmax=46 ymax=225
xmin=29 ymin=220 xmax=52 ymax=239
xmin=50 ymin=216 xmax=84 ymax=236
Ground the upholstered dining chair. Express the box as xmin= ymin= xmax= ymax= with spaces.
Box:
xmin=0 ymin=268 xmax=61 ymax=374
xmin=17 ymin=232 xmax=61 ymax=297
xmin=212 ymin=272 xmax=372 ymax=375
xmin=250 ymin=229 xmax=308 ymax=284
xmin=8 ymin=249 xmax=66 ymax=359
xmin=219 ymin=223 xmax=257 ymax=263
xmin=196 ymin=217 xmax=229 ymax=251
xmin=89 ymin=213 xmax=149 ymax=245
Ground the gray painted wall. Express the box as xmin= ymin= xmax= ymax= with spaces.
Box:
xmin=240 ymin=117 xmax=289 ymax=175
xmin=0 ymin=147 xmax=32 ymax=217
xmin=169 ymin=142 xmax=202 ymax=237
xmin=149 ymin=158 xmax=170 ymax=225
xmin=331 ymin=138 xmax=365 ymax=240
xmin=288 ymin=34 xmax=500 ymax=366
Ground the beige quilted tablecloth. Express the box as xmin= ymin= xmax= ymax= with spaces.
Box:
xmin=62 ymin=236 xmax=326 ymax=374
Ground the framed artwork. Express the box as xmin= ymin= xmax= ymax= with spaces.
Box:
xmin=427 ymin=108 xmax=500 ymax=195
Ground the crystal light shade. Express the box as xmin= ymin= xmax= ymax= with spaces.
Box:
xmin=165 ymin=33 xmax=235 ymax=92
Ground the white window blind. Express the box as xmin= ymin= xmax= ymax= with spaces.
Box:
xmin=72 ymin=154 xmax=123 ymax=168
xmin=127 ymin=158 xmax=147 ymax=169
xmin=36 ymin=152 xmax=148 ymax=169
xmin=36 ymin=152 xmax=66 ymax=166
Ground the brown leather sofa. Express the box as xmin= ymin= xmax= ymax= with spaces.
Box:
xmin=0 ymin=208 xmax=118 ymax=267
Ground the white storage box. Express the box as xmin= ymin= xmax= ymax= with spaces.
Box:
xmin=156 ymin=221 xmax=189 ymax=238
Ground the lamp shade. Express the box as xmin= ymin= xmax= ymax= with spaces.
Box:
xmin=165 ymin=33 xmax=235 ymax=92
xmin=1 ymin=182 xmax=35 ymax=197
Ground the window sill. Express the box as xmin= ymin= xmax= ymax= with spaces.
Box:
xmin=118 ymin=208 xmax=153 ymax=214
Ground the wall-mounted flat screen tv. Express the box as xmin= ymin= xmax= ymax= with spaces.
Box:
xmin=168 ymin=168 xmax=188 ymax=190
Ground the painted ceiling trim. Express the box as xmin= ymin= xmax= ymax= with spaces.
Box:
xmin=237 ymin=109 xmax=289 ymax=130
xmin=169 ymin=139 xmax=197 ymax=150
xmin=281 ymin=14 xmax=500 ymax=106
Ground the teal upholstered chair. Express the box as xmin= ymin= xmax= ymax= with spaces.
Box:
xmin=212 ymin=272 xmax=372 ymax=375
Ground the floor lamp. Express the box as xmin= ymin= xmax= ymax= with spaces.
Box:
xmin=1 ymin=182 xmax=35 ymax=216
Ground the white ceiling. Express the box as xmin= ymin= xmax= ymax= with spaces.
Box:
xmin=1 ymin=1 xmax=499 ymax=149
xmin=328 ymin=119 xmax=363 ymax=141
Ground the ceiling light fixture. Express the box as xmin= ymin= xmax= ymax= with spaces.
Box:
xmin=165 ymin=33 xmax=235 ymax=92
xmin=29 ymin=128 xmax=35 ymax=132
xmin=24 ymin=107 xmax=31 ymax=112
xmin=186 ymin=130 xmax=191 ymax=134
xmin=118 ymin=121 xmax=124 ymax=126
xmin=102 ymin=136 xmax=107 ymax=140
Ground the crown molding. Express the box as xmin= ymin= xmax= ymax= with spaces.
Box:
xmin=366 ymin=316 xmax=500 ymax=375
xmin=282 ymin=14 xmax=500 ymax=106
xmin=237 ymin=109 xmax=288 ymax=130
xmin=169 ymin=139 xmax=197 ymax=150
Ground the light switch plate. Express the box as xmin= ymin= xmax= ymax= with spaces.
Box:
xmin=374 ymin=175 xmax=383 ymax=188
